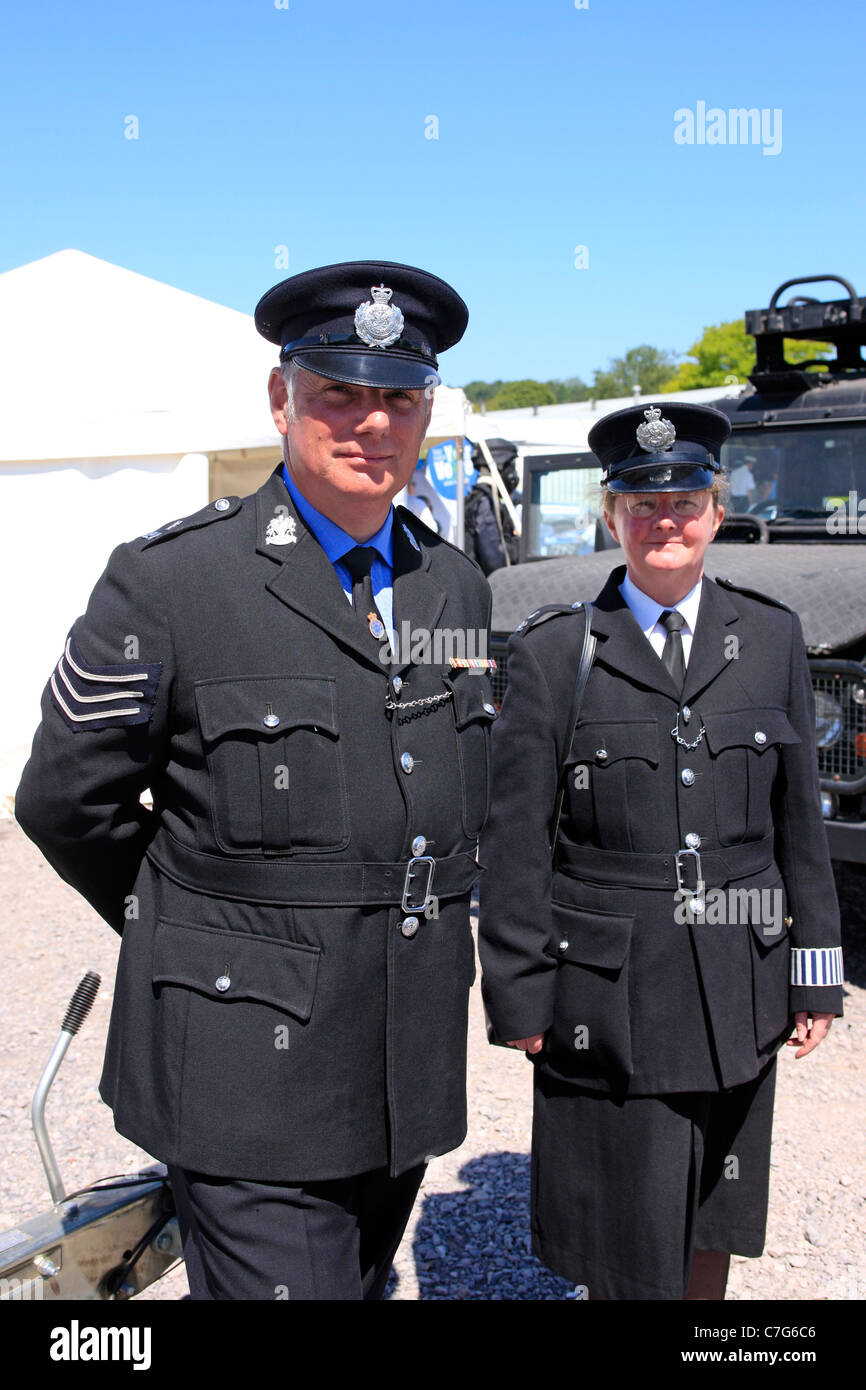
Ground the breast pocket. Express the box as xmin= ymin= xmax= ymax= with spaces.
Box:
xmin=565 ymin=720 xmax=659 ymax=850
xmin=444 ymin=672 xmax=497 ymax=838
xmin=547 ymin=901 xmax=634 ymax=1081
xmin=703 ymin=709 xmax=801 ymax=845
xmin=195 ymin=675 xmax=350 ymax=854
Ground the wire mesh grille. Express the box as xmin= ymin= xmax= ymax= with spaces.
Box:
xmin=812 ymin=671 xmax=866 ymax=783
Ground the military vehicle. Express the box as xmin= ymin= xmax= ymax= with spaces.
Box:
xmin=487 ymin=275 xmax=866 ymax=866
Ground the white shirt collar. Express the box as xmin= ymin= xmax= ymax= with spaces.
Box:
xmin=620 ymin=570 xmax=704 ymax=638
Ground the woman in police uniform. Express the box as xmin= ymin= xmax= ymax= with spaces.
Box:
xmin=478 ymin=402 xmax=843 ymax=1301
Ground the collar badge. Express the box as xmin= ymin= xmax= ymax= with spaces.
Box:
xmin=354 ymin=285 xmax=405 ymax=349
xmin=401 ymin=521 xmax=421 ymax=551
xmin=265 ymin=505 xmax=298 ymax=546
xmin=636 ymin=406 xmax=676 ymax=453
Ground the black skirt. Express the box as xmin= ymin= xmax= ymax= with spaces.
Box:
xmin=530 ymin=1057 xmax=777 ymax=1300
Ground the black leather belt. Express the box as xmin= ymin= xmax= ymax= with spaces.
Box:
xmin=147 ymin=829 xmax=481 ymax=908
xmin=554 ymin=834 xmax=776 ymax=891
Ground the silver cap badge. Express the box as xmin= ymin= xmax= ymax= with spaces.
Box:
xmin=265 ymin=505 xmax=297 ymax=546
xmin=354 ymin=285 xmax=405 ymax=349
xmin=636 ymin=406 xmax=676 ymax=453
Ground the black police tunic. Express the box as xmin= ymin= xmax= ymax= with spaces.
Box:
xmin=478 ymin=564 xmax=843 ymax=1295
xmin=15 ymin=466 xmax=493 ymax=1183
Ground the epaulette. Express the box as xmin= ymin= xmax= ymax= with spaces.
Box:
xmin=714 ymin=576 xmax=793 ymax=613
xmin=140 ymin=495 xmax=241 ymax=549
xmin=515 ymin=601 xmax=589 ymax=636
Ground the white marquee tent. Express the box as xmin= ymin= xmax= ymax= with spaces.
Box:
xmin=0 ymin=250 xmax=468 ymax=800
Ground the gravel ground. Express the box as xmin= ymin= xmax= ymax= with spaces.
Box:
xmin=1 ymin=816 xmax=863 ymax=1302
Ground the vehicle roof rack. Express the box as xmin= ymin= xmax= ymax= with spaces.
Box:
xmin=747 ymin=274 xmax=866 ymax=390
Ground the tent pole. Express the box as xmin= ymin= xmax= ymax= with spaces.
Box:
xmin=456 ymin=437 xmax=465 ymax=551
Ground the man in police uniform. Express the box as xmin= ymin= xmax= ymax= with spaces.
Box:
xmin=479 ymin=402 xmax=842 ymax=1300
xmin=15 ymin=261 xmax=495 ymax=1300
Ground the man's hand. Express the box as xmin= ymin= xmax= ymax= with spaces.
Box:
xmin=507 ymin=1034 xmax=544 ymax=1054
xmin=786 ymin=1011 xmax=834 ymax=1059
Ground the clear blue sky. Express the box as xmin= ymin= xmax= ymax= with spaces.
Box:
xmin=1 ymin=0 xmax=863 ymax=387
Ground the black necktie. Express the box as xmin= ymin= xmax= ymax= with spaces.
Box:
xmin=659 ymin=609 xmax=686 ymax=691
xmin=342 ymin=546 xmax=390 ymax=653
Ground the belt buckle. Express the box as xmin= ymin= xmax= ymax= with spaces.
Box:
xmin=402 ymin=856 xmax=435 ymax=913
xmin=674 ymin=847 xmax=705 ymax=911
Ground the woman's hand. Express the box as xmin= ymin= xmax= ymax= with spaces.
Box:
xmin=786 ymin=1011 xmax=834 ymax=1058
xmin=507 ymin=1034 xmax=545 ymax=1054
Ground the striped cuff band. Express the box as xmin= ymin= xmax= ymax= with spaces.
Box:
xmin=790 ymin=947 xmax=844 ymax=987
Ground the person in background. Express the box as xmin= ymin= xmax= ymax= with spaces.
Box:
xmin=728 ymin=453 xmax=756 ymax=512
xmin=465 ymin=437 xmax=521 ymax=574
xmin=406 ymin=458 xmax=451 ymax=536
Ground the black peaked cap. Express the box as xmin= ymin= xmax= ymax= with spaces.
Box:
xmin=254 ymin=260 xmax=468 ymax=390
xmin=588 ymin=402 xmax=732 ymax=493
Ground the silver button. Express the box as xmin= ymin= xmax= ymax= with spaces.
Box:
xmin=685 ymin=832 xmax=701 ymax=850
xmin=264 ymin=714 xmax=280 ymax=728
xmin=558 ymin=939 xmax=569 ymax=953
xmin=411 ymin=835 xmax=427 ymax=855
xmin=401 ymin=752 xmax=414 ymax=774
xmin=214 ymin=497 xmax=231 ymax=511
xmin=392 ymin=675 xmax=403 ymax=695
xmin=215 ymin=975 xmax=231 ymax=992
xmin=681 ymin=768 xmax=696 ymax=787
xmin=682 ymin=705 xmax=691 ymax=724
xmin=401 ymin=916 xmax=420 ymax=938
xmin=754 ymin=730 xmax=767 ymax=745
xmin=483 ymin=702 xmax=496 ymax=715
xmin=596 ymin=748 xmax=608 ymax=763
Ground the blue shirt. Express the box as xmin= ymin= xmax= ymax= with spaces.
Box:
xmin=281 ymin=463 xmax=395 ymax=642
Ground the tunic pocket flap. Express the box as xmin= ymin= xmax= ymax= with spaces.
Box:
xmin=702 ymin=708 xmax=800 ymax=754
xmin=195 ymin=675 xmax=339 ymax=741
xmin=550 ymin=902 xmax=634 ymax=971
xmin=737 ymin=878 xmax=789 ymax=950
xmin=445 ymin=673 xmax=497 ymax=730
xmin=153 ymin=918 xmax=321 ymax=1019
xmin=567 ymin=720 xmax=659 ymax=767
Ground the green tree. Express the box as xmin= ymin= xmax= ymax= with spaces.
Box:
xmin=487 ymin=379 xmax=556 ymax=410
xmin=662 ymin=319 xmax=833 ymax=391
xmin=463 ymin=379 xmax=504 ymax=405
xmin=545 ymin=376 xmax=590 ymax=403
xmin=591 ymin=345 xmax=679 ymax=399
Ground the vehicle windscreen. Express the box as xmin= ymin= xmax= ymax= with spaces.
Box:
xmin=525 ymin=456 xmax=603 ymax=558
xmin=722 ymin=424 xmax=866 ymax=521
